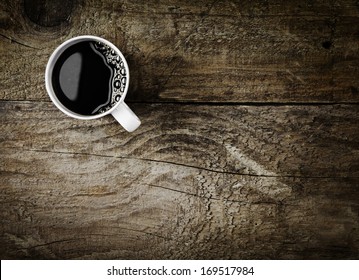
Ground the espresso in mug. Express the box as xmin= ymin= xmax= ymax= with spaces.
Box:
xmin=51 ymin=40 xmax=127 ymax=115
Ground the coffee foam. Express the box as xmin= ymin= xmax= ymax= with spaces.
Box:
xmin=93 ymin=41 xmax=127 ymax=114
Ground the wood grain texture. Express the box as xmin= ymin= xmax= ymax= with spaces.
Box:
xmin=1 ymin=0 xmax=359 ymax=102
xmin=1 ymin=101 xmax=359 ymax=178
xmin=1 ymin=0 xmax=359 ymax=259
xmin=1 ymin=101 xmax=359 ymax=259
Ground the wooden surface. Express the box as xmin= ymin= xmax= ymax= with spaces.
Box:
xmin=1 ymin=0 xmax=359 ymax=259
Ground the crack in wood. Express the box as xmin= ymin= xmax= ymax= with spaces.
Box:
xmin=115 ymin=226 xmax=171 ymax=240
xmin=146 ymin=183 xmax=285 ymax=206
xmin=0 ymin=33 xmax=40 ymax=50
xmin=6 ymin=147 xmax=358 ymax=180
xmin=146 ymin=183 xmax=220 ymax=200
xmin=18 ymin=238 xmax=85 ymax=250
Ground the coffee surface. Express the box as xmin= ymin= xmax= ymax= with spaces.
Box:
xmin=52 ymin=40 xmax=124 ymax=115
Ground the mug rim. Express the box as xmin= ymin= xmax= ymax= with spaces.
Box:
xmin=45 ymin=35 xmax=130 ymax=120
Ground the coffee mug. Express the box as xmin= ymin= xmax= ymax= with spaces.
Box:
xmin=45 ymin=35 xmax=141 ymax=132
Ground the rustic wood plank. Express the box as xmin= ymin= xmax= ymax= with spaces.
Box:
xmin=1 ymin=101 xmax=358 ymax=178
xmin=1 ymin=101 xmax=359 ymax=259
xmin=1 ymin=149 xmax=358 ymax=259
xmin=1 ymin=0 xmax=359 ymax=103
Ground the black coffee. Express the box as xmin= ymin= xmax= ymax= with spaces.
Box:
xmin=52 ymin=40 xmax=127 ymax=115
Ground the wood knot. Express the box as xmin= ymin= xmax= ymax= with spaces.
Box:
xmin=24 ymin=0 xmax=74 ymax=27
xmin=321 ymin=41 xmax=332 ymax=50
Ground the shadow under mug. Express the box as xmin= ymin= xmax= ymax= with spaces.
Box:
xmin=45 ymin=35 xmax=141 ymax=132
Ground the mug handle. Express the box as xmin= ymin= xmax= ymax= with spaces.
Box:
xmin=111 ymin=102 xmax=141 ymax=132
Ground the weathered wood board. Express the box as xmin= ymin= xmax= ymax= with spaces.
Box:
xmin=1 ymin=0 xmax=359 ymax=103
xmin=1 ymin=102 xmax=359 ymax=259
xmin=1 ymin=0 xmax=359 ymax=259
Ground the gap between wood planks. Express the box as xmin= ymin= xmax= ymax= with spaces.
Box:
xmin=2 ymin=99 xmax=359 ymax=106
xmin=128 ymin=101 xmax=359 ymax=106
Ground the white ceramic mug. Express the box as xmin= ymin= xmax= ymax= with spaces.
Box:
xmin=45 ymin=35 xmax=141 ymax=132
